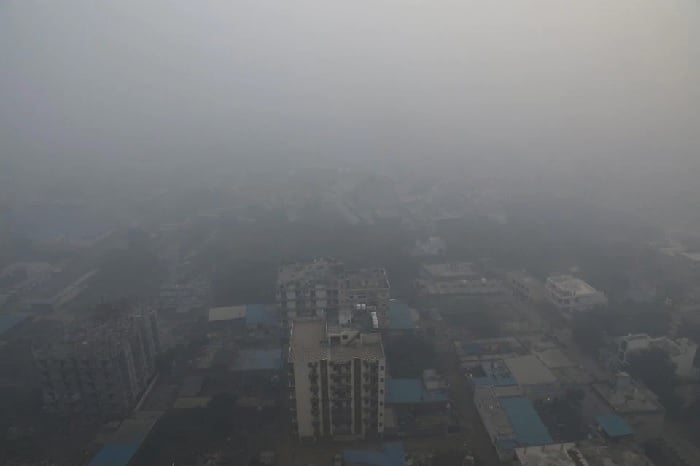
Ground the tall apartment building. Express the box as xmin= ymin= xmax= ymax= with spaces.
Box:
xmin=33 ymin=305 xmax=160 ymax=419
xmin=277 ymin=258 xmax=390 ymax=326
xmin=288 ymin=319 xmax=386 ymax=440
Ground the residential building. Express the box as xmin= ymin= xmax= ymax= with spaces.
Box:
xmin=288 ymin=319 xmax=386 ymax=440
xmin=592 ymin=373 xmax=665 ymax=441
xmin=33 ymin=305 xmax=160 ymax=419
xmin=515 ymin=441 xmax=655 ymax=466
xmin=417 ymin=262 xmax=504 ymax=296
xmin=507 ymin=271 xmax=544 ymax=302
xmin=544 ymin=275 xmax=608 ymax=314
xmin=277 ymin=258 xmax=390 ymax=326
xmin=611 ymin=334 xmax=698 ymax=379
xmin=384 ymin=369 xmax=450 ymax=436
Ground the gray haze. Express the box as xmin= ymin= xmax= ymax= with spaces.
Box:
xmin=1 ymin=0 xmax=698 ymax=210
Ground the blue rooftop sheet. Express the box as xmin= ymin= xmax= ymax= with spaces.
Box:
xmin=88 ymin=434 xmax=144 ymax=466
xmin=245 ymin=304 xmax=278 ymax=327
xmin=232 ymin=349 xmax=282 ymax=371
xmin=500 ymin=397 xmax=553 ymax=446
xmin=0 ymin=313 xmax=31 ymax=336
xmin=344 ymin=442 xmax=406 ymax=466
xmin=388 ymin=301 xmax=418 ymax=330
xmin=596 ymin=415 xmax=634 ymax=438
xmin=386 ymin=378 xmax=448 ymax=404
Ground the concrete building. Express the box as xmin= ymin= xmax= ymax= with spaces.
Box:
xmin=33 ymin=305 xmax=160 ymax=419
xmin=544 ymin=275 xmax=608 ymax=314
xmin=612 ymin=334 xmax=698 ymax=379
xmin=277 ymin=258 xmax=390 ymax=326
xmin=592 ymin=373 xmax=665 ymax=441
xmin=515 ymin=442 xmax=655 ymax=466
xmin=288 ymin=319 xmax=386 ymax=440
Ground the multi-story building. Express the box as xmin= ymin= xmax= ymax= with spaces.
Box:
xmin=611 ymin=334 xmax=698 ymax=379
xmin=288 ymin=319 xmax=386 ymax=440
xmin=544 ymin=275 xmax=607 ymax=314
xmin=33 ymin=305 xmax=160 ymax=419
xmin=277 ymin=258 xmax=390 ymax=326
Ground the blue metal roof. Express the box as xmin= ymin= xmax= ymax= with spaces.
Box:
xmin=245 ymin=304 xmax=278 ymax=327
xmin=596 ymin=414 xmax=634 ymax=438
xmin=88 ymin=434 xmax=144 ymax=466
xmin=344 ymin=442 xmax=406 ymax=466
xmin=388 ymin=301 xmax=418 ymax=330
xmin=386 ymin=378 xmax=448 ymax=404
xmin=500 ymin=397 xmax=553 ymax=446
xmin=231 ymin=349 xmax=282 ymax=371
xmin=0 ymin=313 xmax=30 ymax=336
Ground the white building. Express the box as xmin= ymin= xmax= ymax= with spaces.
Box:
xmin=288 ymin=319 xmax=386 ymax=440
xmin=544 ymin=275 xmax=607 ymax=314
xmin=613 ymin=334 xmax=698 ymax=379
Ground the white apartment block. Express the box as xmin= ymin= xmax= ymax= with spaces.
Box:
xmin=288 ymin=319 xmax=386 ymax=440
xmin=544 ymin=275 xmax=607 ymax=314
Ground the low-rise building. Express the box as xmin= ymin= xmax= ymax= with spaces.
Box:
xmin=384 ymin=369 xmax=449 ymax=436
xmin=508 ymin=271 xmax=544 ymax=302
xmin=417 ymin=262 xmax=504 ymax=296
xmin=544 ymin=275 xmax=608 ymax=314
xmin=515 ymin=441 xmax=655 ymax=466
xmin=592 ymin=373 xmax=665 ymax=441
xmin=612 ymin=334 xmax=698 ymax=379
xmin=474 ymin=386 xmax=554 ymax=461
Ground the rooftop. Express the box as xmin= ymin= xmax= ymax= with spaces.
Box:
xmin=505 ymin=355 xmax=558 ymax=386
xmin=592 ymin=380 xmax=663 ymax=414
xmin=245 ymin=304 xmax=278 ymax=327
xmin=343 ymin=442 xmax=406 ymax=466
xmin=501 ymin=397 xmax=554 ymax=446
xmin=533 ymin=348 xmax=575 ymax=369
xmin=387 ymin=300 xmax=419 ymax=330
xmin=386 ymin=378 xmax=448 ymax=404
xmin=470 ymin=360 xmax=518 ymax=387
xmin=596 ymin=415 xmax=634 ymax=438
xmin=230 ymin=348 xmax=282 ymax=372
xmin=277 ymin=258 xmax=343 ymax=286
xmin=289 ymin=319 xmax=384 ymax=362
xmin=515 ymin=443 xmax=582 ymax=466
xmin=208 ymin=305 xmax=246 ymax=322
xmin=547 ymin=275 xmax=599 ymax=296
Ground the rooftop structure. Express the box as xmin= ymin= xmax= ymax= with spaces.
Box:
xmin=386 ymin=378 xmax=448 ymax=404
xmin=544 ymin=275 xmax=608 ymax=314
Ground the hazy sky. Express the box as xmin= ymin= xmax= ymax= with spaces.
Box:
xmin=1 ymin=0 xmax=698 ymax=201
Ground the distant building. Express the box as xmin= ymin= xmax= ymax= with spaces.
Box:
xmin=592 ymin=373 xmax=665 ymax=441
xmin=507 ymin=271 xmax=544 ymax=303
xmin=544 ymin=275 xmax=607 ymax=314
xmin=418 ymin=262 xmax=504 ymax=296
xmin=277 ymin=258 xmax=390 ymax=326
xmin=33 ymin=305 xmax=160 ymax=419
xmin=611 ymin=334 xmax=698 ymax=379
xmin=514 ymin=441 xmax=654 ymax=466
xmin=288 ymin=319 xmax=386 ymax=440
xmin=343 ymin=442 xmax=407 ymax=466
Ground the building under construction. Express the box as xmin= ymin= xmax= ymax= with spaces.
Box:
xmin=33 ymin=304 xmax=160 ymax=419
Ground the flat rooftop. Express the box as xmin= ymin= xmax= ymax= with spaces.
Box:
xmin=515 ymin=443 xmax=580 ymax=466
xmin=592 ymin=382 xmax=663 ymax=414
xmin=505 ymin=355 xmax=558 ymax=386
xmin=277 ymin=258 xmax=342 ymax=285
xmin=289 ymin=319 xmax=384 ymax=362
xmin=547 ymin=275 xmax=599 ymax=296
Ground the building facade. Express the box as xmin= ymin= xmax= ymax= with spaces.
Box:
xmin=33 ymin=306 xmax=160 ymax=419
xmin=288 ymin=319 xmax=386 ymax=440
xmin=612 ymin=334 xmax=698 ymax=379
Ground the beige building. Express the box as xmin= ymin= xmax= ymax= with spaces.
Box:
xmin=33 ymin=306 xmax=160 ymax=419
xmin=288 ymin=319 xmax=386 ymax=440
